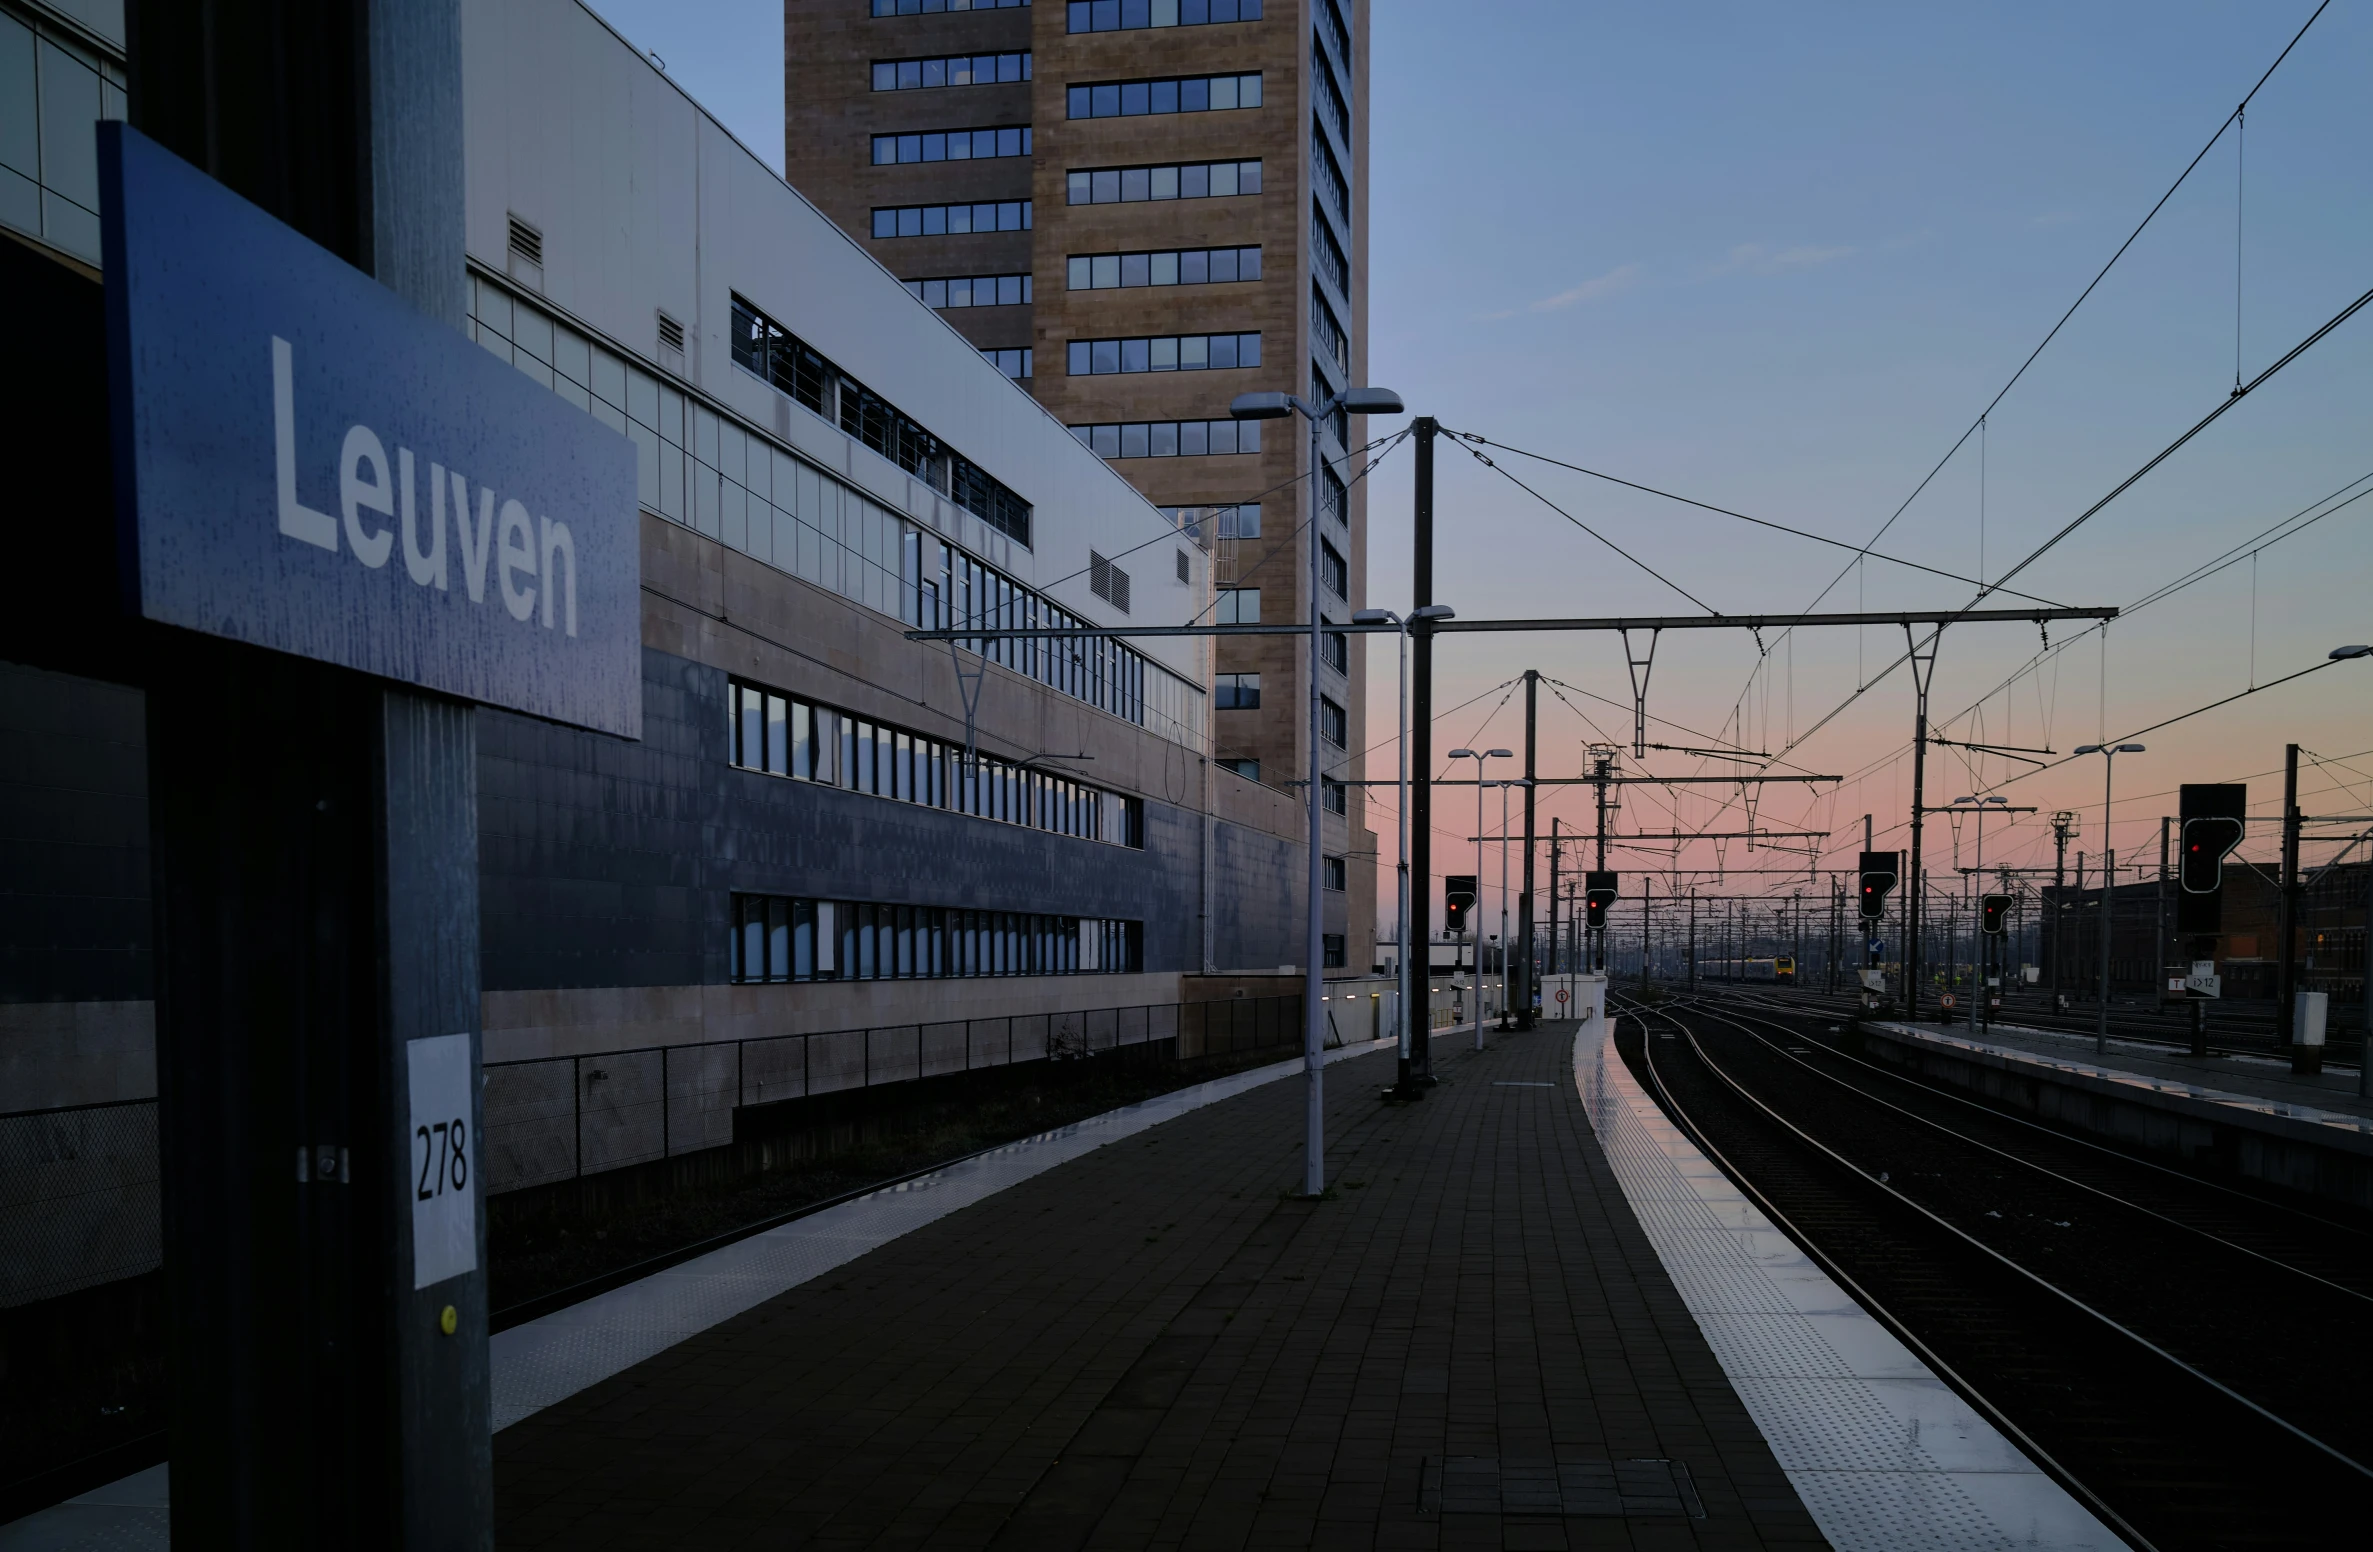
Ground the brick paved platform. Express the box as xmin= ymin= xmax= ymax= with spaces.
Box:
xmin=493 ymin=1024 xmax=1827 ymax=1549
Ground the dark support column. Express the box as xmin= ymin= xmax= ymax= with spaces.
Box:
xmin=131 ymin=1 xmax=485 ymax=1544
xmin=1516 ymin=669 xmax=1537 ymax=1027
xmin=2280 ymin=743 xmax=2305 ymax=1066
xmin=1407 ymin=417 xmax=1437 ymax=1083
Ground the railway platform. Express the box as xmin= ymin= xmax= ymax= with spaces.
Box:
xmin=1879 ymin=1016 xmax=2371 ymax=1118
xmin=6 ymin=1019 xmax=2127 ymax=1550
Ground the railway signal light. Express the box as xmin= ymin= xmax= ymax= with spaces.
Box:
xmin=1445 ymin=875 xmax=1477 ymax=935
xmin=1584 ymin=871 xmax=1618 ymax=928
xmin=1858 ymin=851 xmax=1899 ymax=920
xmin=2177 ymin=784 xmax=2246 ymax=931
xmin=1981 ymin=894 xmax=2012 ymax=935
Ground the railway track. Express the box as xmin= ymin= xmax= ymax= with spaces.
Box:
xmin=1614 ymin=990 xmax=2373 ymax=1550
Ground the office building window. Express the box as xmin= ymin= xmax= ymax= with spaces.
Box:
xmin=872 ymin=201 xmax=1033 ymax=238
xmin=872 ymin=125 xmax=1032 ymax=164
xmin=1320 ymin=463 xmax=1347 ymax=527
xmin=1067 ymin=247 xmax=1261 ymax=290
xmin=731 ymin=678 xmax=1144 ymax=847
xmin=1068 ymin=0 xmax=1262 ymax=32
xmin=872 ymin=0 xmax=1029 ymax=15
xmin=1216 ymin=587 xmax=1259 ymax=625
xmin=0 ymin=11 xmax=124 ymax=265
xmin=872 ymin=53 xmax=1031 ymax=90
xmin=1322 ymin=777 xmax=1346 ymax=815
xmin=1218 ymin=757 xmax=1260 ymax=781
xmin=1311 ymin=127 xmax=1349 ymax=223
xmin=1311 ymin=210 xmax=1348 ymax=293
xmin=1066 ymin=333 xmax=1260 ymax=376
xmin=731 ymin=895 xmax=1139 ymax=984
xmin=1316 ymin=0 xmax=1351 ymax=68
xmin=1311 ymin=283 xmax=1346 ymax=371
xmin=1068 ymin=73 xmax=1261 ymax=119
xmin=733 ymin=293 xmax=1032 ymax=546
xmin=1324 ymin=856 xmax=1346 ymax=892
xmin=1323 ymin=933 xmax=1346 ymax=969
xmin=1320 ymin=539 xmax=1347 ymax=599
xmin=1072 ymin=420 xmax=1263 ymax=459
xmin=906 ymin=273 xmax=1033 ymax=309
xmin=1311 ymin=35 xmax=1350 ymax=144
xmin=1160 ymin=502 xmax=1257 ymax=542
xmin=1216 ymin=673 xmax=1261 ymax=710
xmin=1321 ymin=621 xmax=1347 ymax=673
xmin=980 ymin=347 xmax=1032 ymax=379
xmin=1067 ymin=160 xmax=1260 ymax=205
xmin=1319 ymin=696 xmax=1346 ymax=747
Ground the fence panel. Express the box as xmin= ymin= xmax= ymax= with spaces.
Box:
xmin=867 ymin=1025 xmax=921 ymax=1087
xmin=1012 ymin=1013 xmax=1049 ymax=1064
xmin=0 ymin=1100 xmax=159 ymax=1308
xmin=483 ymin=1060 xmax=575 ymax=1193
xmin=967 ymin=1016 xmax=1010 ymax=1069
xmin=919 ymin=1021 xmax=968 ymax=1078
xmin=741 ymin=1034 xmax=807 ymax=1106
xmin=579 ymin=1048 xmax=665 ymax=1173
xmin=808 ymin=1028 xmax=866 ymax=1095
xmin=667 ymin=1041 xmax=738 ymax=1156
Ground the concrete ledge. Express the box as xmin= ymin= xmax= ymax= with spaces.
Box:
xmin=1859 ymin=1020 xmax=2373 ymax=1212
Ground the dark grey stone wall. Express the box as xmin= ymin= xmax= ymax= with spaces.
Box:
xmin=1211 ymin=819 xmax=1305 ymax=972
xmin=0 ymin=662 xmax=151 ymax=1004
xmin=477 ymin=648 xmax=1237 ymax=991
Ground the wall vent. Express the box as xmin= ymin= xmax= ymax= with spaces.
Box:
xmin=1088 ymin=552 xmax=1131 ymax=614
xmin=656 ymin=311 xmax=686 ymax=354
xmin=1176 ymin=549 xmax=1190 ymax=584
xmin=506 ymin=215 xmax=543 ymax=269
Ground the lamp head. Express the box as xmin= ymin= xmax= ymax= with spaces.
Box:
xmin=1487 ymin=748 xmax=1514 ymax=759
xmin=2117 ymin=743 xmax=2146 ymax=753
xmin=2331 ymin=644 xmax=2373 ymax=660
xmin=1338 ymin=387 xmax=1405 ymax=416
xmin=2074 ymin=744 xmax=2103 ymax=756
xmin=1350 ymin=608 xmax=1396 ymax=626
xmin=1448 ymin=747 xmax=1477 ymax=760
xmin=1228 ymin=391 xmax=1296 ymax=420
xmin=1411 ymin=604 xmax=1457 ymax=621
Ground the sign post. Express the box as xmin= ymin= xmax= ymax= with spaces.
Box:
xmin=104 ymin=55 xmax=638 ymax=1542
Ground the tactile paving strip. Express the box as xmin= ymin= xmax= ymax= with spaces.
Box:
xmin=1575 ymin=1020 xmax=2123 ymax=1551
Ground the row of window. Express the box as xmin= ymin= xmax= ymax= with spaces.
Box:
xmin=1159 ymin=502 xmax=1261 ymax=538
xmin=1215 ymin=678 xmax=1342 ymax=742
xmin=1068 ymin=73 xmax=1262 ymax=119
xmin=1321 ymin=538 xmax=1347 ymax=599
xmin=1068 ymin=247 xmax=1260 ymax=290
xmin=872 ymin=200 xmax=1032 ymax=239
xmin=732 ymin=293 xmax=1032 ymax=546
xmin=906 ymin=528 xmax=1180 ymax=732
xmin=1320 ymin=462 xmax=1347 ymax=528
xmin=731 ymin=895 xmax=1140 ymax=985
xmin=1311 ymin=209 xmax=1349 ymax=294
xmin=872 ymin=125 xmax=1032 ymax=165
xmin=870 ymin=0 xmax=1028 ymax=14
xmin=1311 ymin=281 xmax=1346 ymax=371
xmin=1215 ymin=587 xmax=1259 ymax=624
xmin=1068 ymin=0 xmax=1260 ymax=30
xmin=1067 ymin=160 xmax=1260 ymax=207
xmin=1311 ymin=34 xmax=1350 ymax=146
xmin=1311 ymin=125 xmax=1349 ymax=225
xmin=1073 ymin=419 xmax=1262 ymax=460
xmin=907 ymin=272 xmax=1032 ymax=309
xmin=871 ymin=53 xmax=1030 ymax=91
xmin=1316 ymin=0 xmax=1351 ymax=72
xmin=730 ymin=680 xmax=1142 ymax=846
xmin=981 ymin=347 xmax=1032 ymax=379
xmin=1067 ymin=332 xmax=1261 ymax=376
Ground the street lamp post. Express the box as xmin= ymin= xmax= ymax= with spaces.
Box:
xmin=2074 ymin=743 xmax=2147 ymax=1055
xmin=1495 ymin=778 xmax=1529 ymax=1030
xmin=1449 ymin=747 xmax=1511 ymax=1050
xmin=1355 ymin=604 xmax=1456 ymax=1102
xmin=1230 ymin=386 xmax=1403 ymax=1198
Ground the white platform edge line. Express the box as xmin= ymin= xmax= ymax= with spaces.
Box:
xmin=1575 ymin=1018 xmax=2124 ymax=1552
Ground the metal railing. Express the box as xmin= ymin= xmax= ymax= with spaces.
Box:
xmin=0 ymin=1097 xmax=159 ymax=1309
xmin=481 ymin=992 xmax=1309 ymax=1196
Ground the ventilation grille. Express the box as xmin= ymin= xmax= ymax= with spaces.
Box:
xmin=1089 ymin=552 xmax=1131 ymax=614
xmin=656 ymin=311 xmax=686 ymax=353
xmin=1176 ymin=549 xmax=1190 ymax=584
xmin=507 ymin=215 xmax=543 ymax=268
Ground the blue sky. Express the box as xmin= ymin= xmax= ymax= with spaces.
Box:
xmin=590 ymin=0 xmax=2373 ymax=917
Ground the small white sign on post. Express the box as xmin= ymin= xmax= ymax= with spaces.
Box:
xmin=2297 ymin=990 xmax=2329 ymax=1048
xmin=407 ymin=1033 xmax=478 ymax=1290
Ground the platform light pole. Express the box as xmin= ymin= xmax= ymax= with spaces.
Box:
xmin=1231 ymin=387 xmax=1402 ymax=1197
xmin=1357 ymin=603 xmax=1455 ymax=1101
xmin=1449 ymin=747 xmax=1512 ymax=1049
xmin=2075 ymin=743 xmax=2146 ymax=1055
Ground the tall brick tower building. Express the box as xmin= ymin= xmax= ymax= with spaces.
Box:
xmin=783 ymin=0 xmax=1377 ymax=975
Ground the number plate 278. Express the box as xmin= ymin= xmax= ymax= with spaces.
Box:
xmin=407 ymin=1032 xmax=478 ymax=1290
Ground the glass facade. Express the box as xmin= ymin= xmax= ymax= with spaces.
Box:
xmin=732 ymin=894 xmax=1140 ymax=983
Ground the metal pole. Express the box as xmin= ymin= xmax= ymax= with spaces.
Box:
xmin=2361 ymin=857 xmax=2372 ymax=1099
xmin=2278 ymin=742 xmax=2302 ymax=1058
xmin=1394 ymin=618 xmax=1414 ymax=1096
xmin=1408 ymin=419 xmax=1438 ymax=1084
xmin=1475 ymin=759 xmax=1488 ymax=1050
xmin=2156 ymin=817 xmax=2170 ymax=1012
xmin=1547 ymin=819 xmax=1561 ymax=977
xmin=1497 ymin=781 xmax=1512 ymax=1030
xmin=1518 ymin=670 xmax=1538 ymax=1027
xmin=2097 ymin=753 xmax=2117 ymax=1056
xmin=1688 ymin=891 xmax=1697 ymax=989
xmin=1301 ymin=408 xmax=1325 ymax=1195
xmin=1907 ymin=671 xmax=1931 ymax=1020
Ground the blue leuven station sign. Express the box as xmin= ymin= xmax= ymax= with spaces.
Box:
xmin=100 ymin=124 xmax=641 ymax=738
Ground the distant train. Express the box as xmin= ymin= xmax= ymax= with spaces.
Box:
xmin=1702 ymin=957 xmax=1795 ymax=984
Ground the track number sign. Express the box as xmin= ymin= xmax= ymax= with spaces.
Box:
xmin=408 ymin=1033 xmax=478 ymax=1290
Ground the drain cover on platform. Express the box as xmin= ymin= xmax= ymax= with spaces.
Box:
xmin=1421 ymin=1457 xmax=1706 ymax=1518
